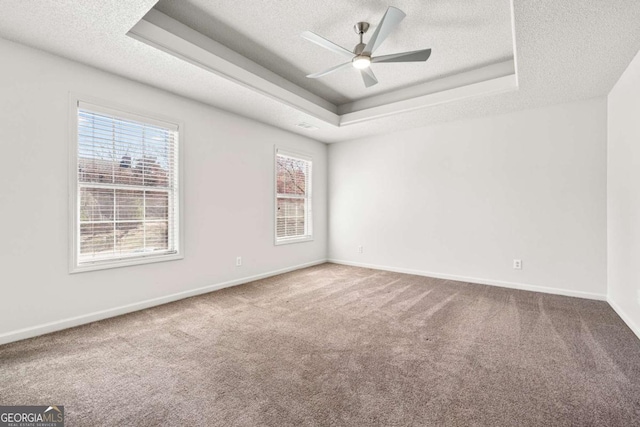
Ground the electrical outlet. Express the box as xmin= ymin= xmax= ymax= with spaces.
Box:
xmin=358 ymin=245 xmax=363 ymax=254
xmin=513 ymin=259 xmax=522 ymax=270
xmin=236 ymin=256 xmax=242 ymax=267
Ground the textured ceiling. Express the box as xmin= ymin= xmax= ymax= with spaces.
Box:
xmin=154 ymin=0 xmax=514 ymax=105
xmin=1 ymin=1 xmax=640 ymax=143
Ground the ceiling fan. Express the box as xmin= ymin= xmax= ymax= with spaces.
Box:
xmin=301 ymin=6 xmax=431 ymax=88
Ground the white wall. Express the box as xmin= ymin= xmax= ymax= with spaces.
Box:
xmin=0 ymin=35 xmax=620 ymax=344
xmin=0 ymin=38 xmax=327 ymax=343
xmin=608 ymin=49 xmax=640 ymax=338
xmin=329 ymin=97 xmax=608 ymax=299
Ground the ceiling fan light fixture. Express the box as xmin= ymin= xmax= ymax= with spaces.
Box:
xmin=352 ymin=55 xmax=371 ymax=69
xmin=303 ymin=7 xmax=430 ymax=87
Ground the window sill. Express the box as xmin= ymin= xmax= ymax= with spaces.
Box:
xmin=70 ymin=252 xmax=184 ymax=274
xmin=274 ymin=236 xmax=314 ymax=246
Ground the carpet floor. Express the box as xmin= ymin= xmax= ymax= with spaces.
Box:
xmin=1 ymin=263 xmax=640 ymax=426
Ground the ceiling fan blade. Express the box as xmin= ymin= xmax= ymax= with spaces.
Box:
xmin=372 ymin=48 xmax=432 ymax=63
xmin=301 ymin=31 xmax=354 ymax=59
xmin=360 ymin=68 xmax=378 ymax=87
xmin=364 ymin=6 xmax=406 ymax=54
xmin=307 ymin=62 xmax=352 ymax=78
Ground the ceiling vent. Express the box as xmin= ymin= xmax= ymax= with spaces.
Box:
xmin=295 ymin=122 xmax=319 ymax=130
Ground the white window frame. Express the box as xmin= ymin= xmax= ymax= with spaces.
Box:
xmin=274 ymin=147 xmax=313 ymax=245
xmin=68 ymin=94 xmax=184 ymax=273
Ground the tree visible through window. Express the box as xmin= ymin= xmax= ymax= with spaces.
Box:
xmin=275 ymin=150 xmax=312 ymax=243
xmin=73 ymin=103 xmax=180 ymax=269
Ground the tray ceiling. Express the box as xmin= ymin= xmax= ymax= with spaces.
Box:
xmin=1 ymin=1 xmax=640 ymax=143
xmin=154 ymin=0 xmax=514 ymax=106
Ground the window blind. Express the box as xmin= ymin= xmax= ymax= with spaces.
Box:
xmin=76 ymin=103 xmax=179 ymax=264
xmin=276 ymin=150 xmax=312 ymax=241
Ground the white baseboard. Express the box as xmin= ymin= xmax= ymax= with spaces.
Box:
xmin=328 ymin=259 xmax=607 ymax=301
xmin=607 ymin=296 xmax=640 ymax=341
xmin=0 ymin=259 xmax=327 ymax=346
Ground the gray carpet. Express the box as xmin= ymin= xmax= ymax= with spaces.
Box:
xmin=1 ymin=263 xmax=640 ymax=426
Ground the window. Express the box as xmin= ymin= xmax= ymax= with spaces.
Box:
xmin=275 ymin=148 xmax=312 ymax=244
xmin=70 ymin=100 xmax=182 ymax=272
